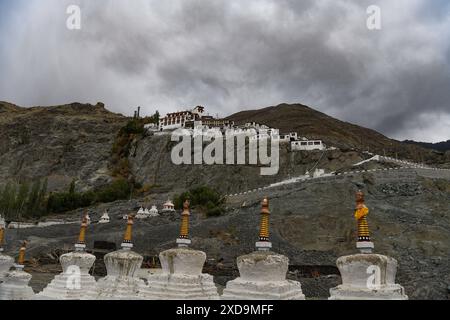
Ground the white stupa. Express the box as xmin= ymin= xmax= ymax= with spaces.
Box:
xmin=135 ymin=207 xmax=147 ymax=219
xmin=161 ymin=199 xmax=175 ymax=214
xmin=97 ymin=214 xmax=145 ymax=300
xmin=222 ymin=198 xmax=305 ymax=300
xmin=0 ymin=218 xmax=14 ymax=282
xmin=148 ymin=205 xmax=159 ymax=217
xmin=138 ymin=200 xmax=219 ymax=300
xmin=329 ymin=191 xmax=408 ymax=300
xmin=35 ymin=215 xmax=99 ymax=300
xmin=0 ymin=242 xmax=34 ymax=300
xmin=99 ymin=210 xmax=110 ymax=224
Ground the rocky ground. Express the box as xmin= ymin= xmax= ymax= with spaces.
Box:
xmin=4 ymin=167 xmax=449 ymax=300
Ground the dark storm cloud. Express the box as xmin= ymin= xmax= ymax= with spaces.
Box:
xmin=0 ymin=0 xmax=448 ymax=142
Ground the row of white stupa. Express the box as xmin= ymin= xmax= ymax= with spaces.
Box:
xmin=97 ymin=199 xmax=176 ymax=224
xmin=0 ymin=195 xmax=408 ymax=300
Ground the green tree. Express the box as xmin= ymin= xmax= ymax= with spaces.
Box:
xmin=2 ymin=182 xmax=17 ymax=220
xmin=69 ymin=180 xmax=76 ymax=194
xmin=153 ymin=110 xmax=160 ymax=124
xmin=14 ymin=182 xmax=30 ymax=220
xmin=37 ymin=178 xmax=48 ymax=216
xmin=174 ymin=186 xmax=225 ymax=218
xmin=25 ymin=180 xmax=41 ymax=217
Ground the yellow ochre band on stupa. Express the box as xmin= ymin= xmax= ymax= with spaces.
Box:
xmin=77 ymin=213 xmax=88 ymax=244
xmin=123 ymin=213 xmax=135 ymax=243
xmin=354 ymin=191 xmax=370 ymax=242
xmin=17 ymin=241 xmax=27 ymax=265
xmin=0 ymin=227 xmax=4 ymax=248
xmin=179 ymin=199 xmax=190 ymax=239
xmin=259 ymin=197 xmax=270 ymax=241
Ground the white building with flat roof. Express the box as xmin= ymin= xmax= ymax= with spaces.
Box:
xmin=291 ymin=139 xmax=325 ymax=151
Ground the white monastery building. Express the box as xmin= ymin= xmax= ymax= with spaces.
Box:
xmin=291 ymin=139 xmax=326 ymax=151
xmin=158 ymin=106 xmax=233 ymax=131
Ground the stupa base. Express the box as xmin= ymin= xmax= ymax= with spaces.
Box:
xmin=0 ymin=253 xmax=14 ymax=283
xmin=222 ymin=279 xmax=305 ymax=300
xmin=139 ymin=273 xmax=219 ymax=300
xmin=329 ymin=253 xmax=408 ymax=300
xmin=0 ymin=269 xmax=34 ymax=300
xmin=329 ymin=284 xmax=408 ymax=300
xmin=222 ymin=250 xmax=305 ymax=300
xmin=34 ymin=274 xmax=98 ymax=300
xmin=97 ymin=246 xmax=144 ymax=300
xmin=97 ymin=276 xmax=144 ymax=300
xmin=139 ymin=247 xmax=219 ymax=300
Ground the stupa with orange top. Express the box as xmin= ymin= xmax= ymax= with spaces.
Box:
xmin=329 ymin=190 xmax=408 ymax=300
xmin=222 ymin=197 xmax=305 ymax=300
xmin=97 ymin=213 xmax=145 ymax=299
xmin=0 ymin=241 xmax=34 ymax=300
xmin=0 ymin=216 xmax=14 ymax=282
xmin=35 ymin=214 xmax=98 ymax=300
xmin=138 ymin=199 xmax=219 ymax=300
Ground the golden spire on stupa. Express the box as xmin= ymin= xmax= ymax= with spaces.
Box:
xmin=354 ymin=191 xmax=370 ymax=242
xmin=176 ymin=199 xmax=192 ymax=247
xmin=0 ymin=215 xmax=5 ymax=251
xmin=74 ymin=213 xmax=89 ymax=251
xmin=78 ymin=214 xmax=88 ymax=245
xmin=259 ymin=197 xmax=270 ymax=241
xmin=17 ymin=241 xmax=28 ymax=266
xmin=179 ymin=199 xmax=190 ymax=239
xmin=0 ymin=225 xmax=5 ymax=250
xmin=122 ymin=213 xmax=135 ymax=249
xmin=256 ymin=197 xmax=272 ymax=251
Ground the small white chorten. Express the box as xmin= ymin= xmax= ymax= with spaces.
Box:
xmin=35 ymin=215 xmax=98 ymax=300
xmin=135 ymin=207 xmax=147 ymax=219
xmin=138 ymin=200 xmax=219 ymax=300
xmin=99 ymin=210 xmax=110 ymax=224
xmin=161 ymin=199 xmax=175 ymax=214
xmin=222 ymin=198 xmax=305 ymax=300
xmin=329 ymin=191 xmax=408 ymax=300
xmin=0 ymin=242 xmax=34 ymax=300
xmin=148 ymin=205 xmax=159 ymax=217
xmin=0 ymin=218 xmax=14 ymax=282
xmin=97 ymin=214 xmax=145 ymax=300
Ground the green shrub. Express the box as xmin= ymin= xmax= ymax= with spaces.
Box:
xmin=174 ymin=186 xmax=225 ymax=218
xmin=120 ymin=119 xmax=144 ymax=135
xmin=96 ymin=178 xmax=131 ymax=203
xmin=47 ymin=178 xmax=131 ymax=214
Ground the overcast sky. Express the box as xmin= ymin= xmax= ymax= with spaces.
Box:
xmin=0 ymin=0 xmax=449 ymax=142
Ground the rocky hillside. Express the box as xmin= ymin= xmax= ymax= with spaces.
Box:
xmin=227 ymin=103 xmax=449 ymax=165
xmin=1 ymin=101 xmax=448 ymax=195
xmin=130 ymin=135 xmax=367 ymax=195
xmin=0 ymin=101 xmax=127 ymax=191
xmin=403 ymin=139 xmax=450 ymax=152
